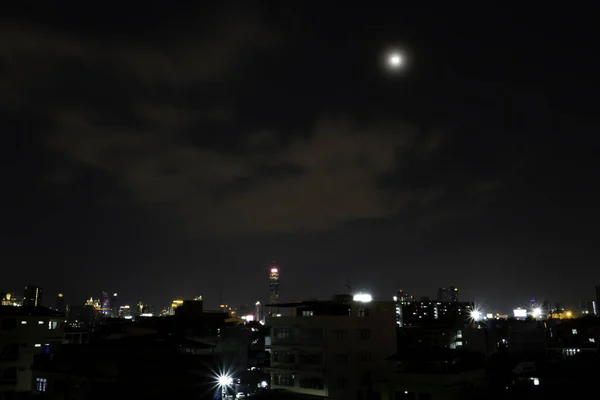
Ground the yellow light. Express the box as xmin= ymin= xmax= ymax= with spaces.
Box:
xmin=566 ymin=311 xmax=572 ymax=317
xmin=58 ymin=293 xmax=63 ymax=298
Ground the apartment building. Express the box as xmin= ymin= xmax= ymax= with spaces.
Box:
xmin=266 ymin=294 xmax=396 ymax=399
xmin=0 ymin=306 xmax=65 ymax=393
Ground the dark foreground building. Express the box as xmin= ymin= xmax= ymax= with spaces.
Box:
xmin=31 ymin=329 xmax=219 ymax=399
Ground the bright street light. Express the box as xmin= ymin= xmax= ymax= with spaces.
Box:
xmin=217 ymin=374 xmax=233 ymax=399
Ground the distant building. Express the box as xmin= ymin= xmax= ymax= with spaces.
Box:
xmin=579 ymin=300 xmax=597 ymax=316
xmin=394 ymin=297 xmax=474 ymax=328
xmin=23 ymin=285 xmax=43 ymax=307
xmin=1 ymin=293 xmax=19 ymax=307
xmin=111 ymin=293 xmax=118 ymax=317
xmin=55 ymin=293 xmax=66 ymax=313
xmin=99 ymin=292 xmax=110 ymax=316
xmin=174 ymin=299 xmax=204 ymax=318
xmin=266 ymin=294 xmax=396 ymax=399
xmin=0 ymin=306 xmax=65 ymax=392
xmin=269 ymin=265 xmax=280 ymax=305
xmin=595 ymin=286 xmax=600 ymax=315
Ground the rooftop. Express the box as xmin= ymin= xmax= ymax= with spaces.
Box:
xmin=0 ymin=306 xmax=65 ymax=317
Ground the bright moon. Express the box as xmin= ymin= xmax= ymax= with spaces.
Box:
xmin=387 ymin=52 xmax=403 ymax=69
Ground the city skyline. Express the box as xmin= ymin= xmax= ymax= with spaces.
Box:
xmin=1 ymin=4 xmax=599 ymax=313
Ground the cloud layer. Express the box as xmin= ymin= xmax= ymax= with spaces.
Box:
xmin=0 ymin=11 xmax=502 ymax=236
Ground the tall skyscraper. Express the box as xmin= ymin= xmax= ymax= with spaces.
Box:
xmin=55 ymin=293 xmax=67 ymax=313
xmin=111 ymin=293 xmax=119 ymax=317
xmin=100 ymin=291 xmax=110 ymax=315
xmin=449 ymin=285 xmax=459 ymax=302
xmin=23 ymin=285 xmax=43 ymax=307
xmin=269 ymin=264 xmax=280 ymax=305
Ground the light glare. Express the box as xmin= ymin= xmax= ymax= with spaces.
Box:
xmin=353 ymin=293 xmax=372 ymax=303
xmin=218 ymin=375 xmax=233 ymax=386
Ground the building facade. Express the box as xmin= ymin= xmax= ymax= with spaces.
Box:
xmin=0 ymin=306 xmax=65 ymax=393
xmin=266 ymin=295 xmax=396 ymax=399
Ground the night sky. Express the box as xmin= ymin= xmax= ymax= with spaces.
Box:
xmin=2 ymin=3 xmax=599 ymax=312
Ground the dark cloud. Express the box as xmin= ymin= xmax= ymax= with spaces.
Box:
xmin=0 ymin=12 xmax=507 ymax=238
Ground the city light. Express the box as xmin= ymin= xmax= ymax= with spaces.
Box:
xmin=353 ymin=293 xmax=373 ymax=303
xmin=218 ymin=375 xmax=233 ymax=386
xmin=470 ymin=309 xmax=483 ymax=322
xmin=270 ymin=268 xmax=278 ymax=274
xmin=532 ymin=307 xmax=542 ymax=318
xmin=260 ymin=380 xmax=268 ymax=388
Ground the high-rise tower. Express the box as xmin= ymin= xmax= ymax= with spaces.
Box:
xmin=269 ymin=264 xmax=280 ymax=305
xmin=23 ymin=285 xmax=43 ymax=307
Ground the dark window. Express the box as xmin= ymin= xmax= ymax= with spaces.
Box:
xmin=1 ymin=318 xmax=16 ymax=331
xmin=358 ymin=308 xmax=371 ymax=317
xmin=0 ymin=367 xmax=17 ymax=382
xmin=274 ymin=328 xmax=293 ymax=340
xmin=359 ymin=329 xmax=371 ymax=339
xmin=272 ymin=351 xmax=295 ymax=363
xmin=0 ymin=343 xmax=19 ymax=361
xmin=337 ymin=354 xmax=348 ymax=365
xmin=299 ymin=353 xmax=322 ymax=365
xmin=337 ymin=378 xmax=347 ymax=389
xmin=299 ymin=376 xmax=324 ymax=390
xmin=359 ymin=352 xmax=372 ymax=362
xmin=300 ymin=328 xmax=322 ymax=341
xmin=333 ymin=330 xmax=347 ymax=341
xmin=273 ymin=374 xmax=294 ymax=387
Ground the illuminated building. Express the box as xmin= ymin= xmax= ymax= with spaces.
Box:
xmin=55 ymin=293 xmax=66 ymax=313
xmin=136 ymin=300 xmax=145 ymax=316
xmin=171 ymin=299 xmax=184 ymax=315
xmin=1 ymin=293 xmax=20 ymax=307
xmin=219 ymin=304 xmax=236 ymax=316
xmin=395 ymin=289 xmax=414 ymax=303
xmin=23 ymin=285 xmax=43 ymax=307
xmin=111 ymin=293 xmax=118 ymax=317
xmin=119 ymin=305 xmax=132 ymax=319
xmin=99 ymin=292 xmax=110 ymax=316
xmin=393 ymin=296 xmax=474 ymax=328
xmin=256 ymin=301 xmax=262 ymax=322
xmin=269 ymin=264 xmax=280 ymax=305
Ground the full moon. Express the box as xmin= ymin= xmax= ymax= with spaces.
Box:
xmin=386 ymin=52 xmax=404 ymax=69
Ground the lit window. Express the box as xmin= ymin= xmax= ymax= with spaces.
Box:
xmin=589 ymin=338 xmax=596 ymax=343
xmin=572 ymin=329 xmax=578 ymax=335
xmin=35 ymin=377 xmax=47 ymax=392
xmin=48 ymin=321 xmax=58 ymax=330
xmin=38 ymin=321 xmax=44 ymax=325
xmin=21 ymin=321 xmax=27 ymax=325
xmin=34 ymin=344 xmax=41 ymax=348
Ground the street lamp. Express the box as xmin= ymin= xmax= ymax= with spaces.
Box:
xmin=218 ymin=374 xmax=233 ymax=399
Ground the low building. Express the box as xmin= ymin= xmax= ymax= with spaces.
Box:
xmin=0 ymin=306 xmax=65 ymax=393
xmin=376 ymin=349 xmax=487 ymax=400
xmin=266 ymin=294 xmax=396 ymax=400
